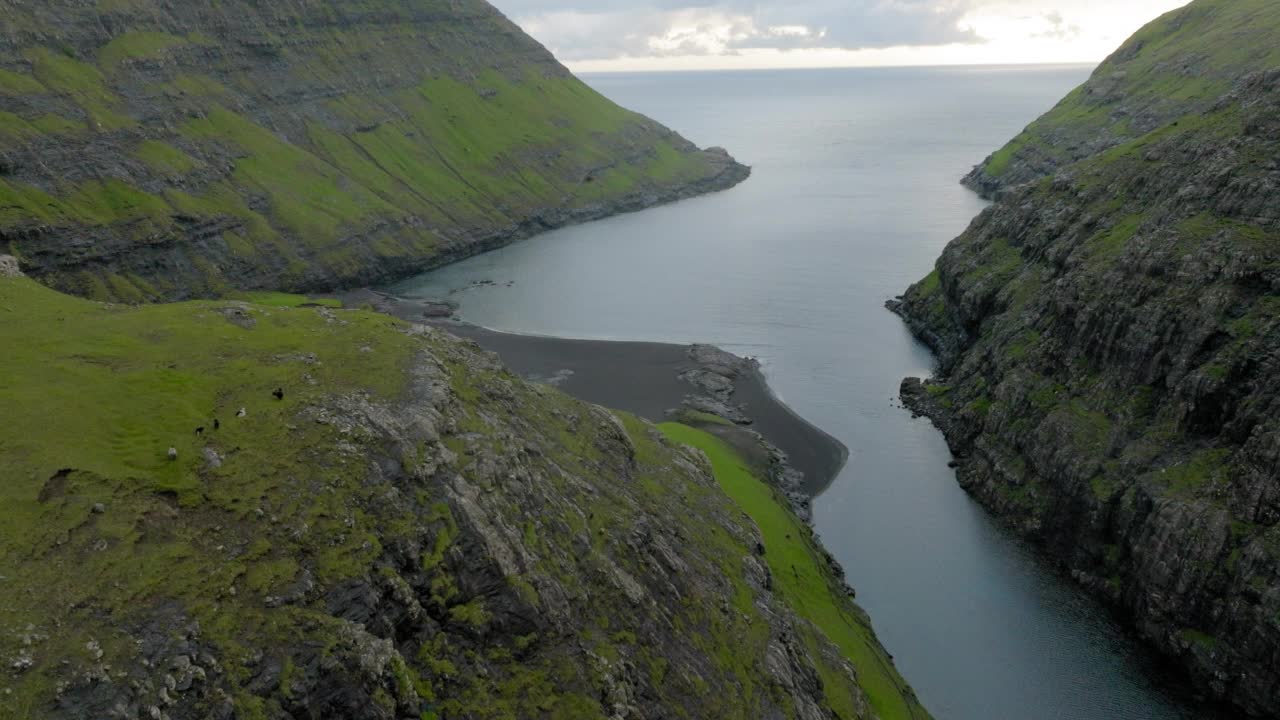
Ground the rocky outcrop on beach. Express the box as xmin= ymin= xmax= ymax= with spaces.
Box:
xmin=0 ymin=0 xmax=748 ymax=302
xmin=678 ymin=344 xmax=759 ymax=424
xmin=674 ymin=345 xmax=816 ymax=520
xmin=338 ymin=288 xmax=850 ymax=506
xmin=893 ymin=0 xmax=1280 ymax=715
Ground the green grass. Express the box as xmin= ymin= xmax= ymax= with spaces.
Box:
xmin=0 ymin=110 xmax=84 ymax=145
xmin=0 ymin=111 xmax=41 ymax=144
xmin=659 ymin=423 xmax=929 ymax=720
xmin=1 ymin=24 xmax=730 ymax=299
xmin=907 ymin=270 xmax=949 ymax=325
xmin=0 ymin=275 xmax=422 ymax=713
xmin=1159 ymin=449 xmax=1233 ymax=495
xmin=97 ymin=31 xmax=193 ymax=68
xmin=976 ymin=0 xmax=1280 ymax=184
xmin=977 ymin=237 xmax=1024 ymax=284
xmin=0 ymin=68 xmax=46 ymax=95
xmin=29 ymin=113 xmax=84 ymax=136
xmin=1006 ymin=330 xmax=1042 ymax=361
xmin=0 ymin=177 xmax=166 ymax=228
xmin=1180 ymin=628 xmax=1219 ymax=649
xmin=176 ymin=71 xmax=704 ymax=249
xmin=132 ymin=140 xmax=200 ymax=175
xmin=0 ymin=275 xmax=416 ymax=499
xmin=25 ymin=47 xmax=135 ymax=131
xmin=1086 ymin=214 xmax=1144 ymax=264
xmin=182 ymin=106 xmax=399 ymax=246
xmin=673 ymin=409 xmax=736 ymax=427
xmin=985 ymin=134 xmax=1033 ymax=177
xmin=917 ymin=269 xmax=941 ymax=296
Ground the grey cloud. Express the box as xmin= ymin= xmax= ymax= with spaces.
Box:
xmin=492 ymin=0 xmax=983 ymax=59
xmin=736 ymin=0 xmax=978 ymax=48
xmin=1034 ymin=11 xmax=1083 ymax=40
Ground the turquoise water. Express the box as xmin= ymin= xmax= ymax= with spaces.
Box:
xmin=394 ymin=66 xmax=1219 ymax=719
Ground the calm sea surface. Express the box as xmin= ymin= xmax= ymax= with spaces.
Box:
xmin=395 ymin=66 xmax=1220 ymax=719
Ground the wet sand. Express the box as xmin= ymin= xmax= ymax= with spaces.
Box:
xmin=343 ymin=289 xmax=848 ymax=495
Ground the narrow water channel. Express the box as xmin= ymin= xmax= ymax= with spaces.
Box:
xmin=394 ymin=66 xmax=1218 ymax=719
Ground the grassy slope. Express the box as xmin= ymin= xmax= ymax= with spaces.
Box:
xmin=977 ymin=0 xmax=1280 ymax=182
xmin=0 ymin=1 xmax=729 ymax=299
xmin=0 ymin=275 xmax=924 ymax=718
xmin=0 ymin=275 xmax=424 ymax=715
xmin=659 ymin=424 xmax=929 ymax=720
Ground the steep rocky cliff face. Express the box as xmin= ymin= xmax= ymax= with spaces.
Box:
xmin=0 ymin=0 xmax=747 ymax=301
xmin=894 ymin=0 xmax=1280 ymax=715
xmin=1 ymin=273 xmax=927 ymax=719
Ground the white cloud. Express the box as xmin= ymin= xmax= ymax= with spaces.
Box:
xmin=491 ymin=0 xmax=1192 ymax=70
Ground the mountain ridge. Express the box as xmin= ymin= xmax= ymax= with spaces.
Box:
xmin=0 ymin=0 xmax=748 ymax=301
xmin=962 ymin=0 xmax=1280 ymax=198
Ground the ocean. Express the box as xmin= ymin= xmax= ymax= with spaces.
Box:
xmin=393 ymin=65 xmax=1220 ymax=719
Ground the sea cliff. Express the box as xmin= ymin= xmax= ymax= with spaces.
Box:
xmin=893 ymin=0 xmax=1280 ymax=714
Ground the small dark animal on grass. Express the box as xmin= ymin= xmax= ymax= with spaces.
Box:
xmin=195 ymin=427 xmax=204 ymax=436
xmin=213 ymin=419 xmax=220 ymax=431
xmin=273 ymin=388 xmax=284 ymax=400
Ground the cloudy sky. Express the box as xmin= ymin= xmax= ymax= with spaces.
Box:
xmin=491 ymin=0 xmax=1190 ymax=71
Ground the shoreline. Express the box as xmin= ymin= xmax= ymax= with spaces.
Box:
xmin=295 ymin=152 xmax=751 ymax=297
xmin=342 ymin=288 xmax=849 ymax=508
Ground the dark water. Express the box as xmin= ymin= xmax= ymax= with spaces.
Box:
xmin=394 ymin=67 xmax=1218 ymax=719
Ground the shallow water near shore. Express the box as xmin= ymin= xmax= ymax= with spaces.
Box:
xmin=394 ymin=66 xmax=1224 ymax=719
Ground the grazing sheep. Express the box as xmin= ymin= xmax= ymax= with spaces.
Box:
xmin=167 ymin=448 xmax=178 ymax=461
xmin=272 ymin=388 xmax=284 ymax=401
xmin=236 ymin=407 xmax=247 ymax=418
xmin=213 ymin=419 xmax=220 ymax=431
xmin=195 ymin=427 xmax=204 ymax=436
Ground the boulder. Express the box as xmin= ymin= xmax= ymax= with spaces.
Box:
xmin=0 ymin=255 xmax=22 ymax=278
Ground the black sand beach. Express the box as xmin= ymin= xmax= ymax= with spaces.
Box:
xmin=343 ymin=289 xmax=848 ymax=497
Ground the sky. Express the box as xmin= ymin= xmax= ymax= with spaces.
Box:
xmin=490 ymin=0 xmax=1191 ymax=72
